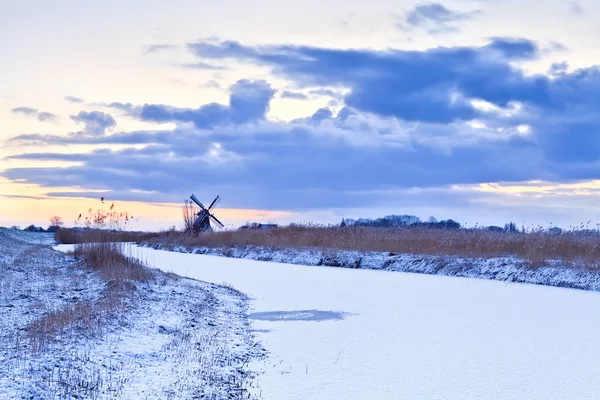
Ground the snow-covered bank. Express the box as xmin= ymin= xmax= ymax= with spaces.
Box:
xmin=127 ymin=245 xmax=600 ymax=400
xmin=143 ymin=242 xmax=600 ymax=292
xmin=1 ymin=230 xmax=263 ymax=399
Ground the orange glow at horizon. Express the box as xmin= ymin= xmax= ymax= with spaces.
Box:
xmin=0 ymin=179 xmax=291 ymax=230
xmin=0 ymin=194 xmax=292 ymax=230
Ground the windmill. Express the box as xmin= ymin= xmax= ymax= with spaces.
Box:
xmin=189 ymin=194 xmax=224 ymax=233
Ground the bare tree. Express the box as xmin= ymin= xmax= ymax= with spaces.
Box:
xmin=49 ymin=216 xmax=63 ymax=227
xmin=182 ymin=200 xmax=196 ymax=234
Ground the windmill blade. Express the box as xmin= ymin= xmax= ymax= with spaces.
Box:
xmin=208 ymin=195 xmax=221 ymax=211
xmin=209 ymin=214 xmax=225 ymax=228
xmin=190 ymin=194 xmax=207 ymax=210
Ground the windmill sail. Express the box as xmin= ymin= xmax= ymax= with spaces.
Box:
xmin=190 ymin=193 xmax=223 ymax=232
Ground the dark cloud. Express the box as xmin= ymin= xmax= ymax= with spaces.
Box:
xmin=400 ymin=3 xmax=481 ymax=34
xmin=70 ymin=111 xmax=116 ymax=135
xmin=1 ymin=105 xmax=546 ymax=210
xmin=485 ymin=37 xmax=538 ymax=59
xmin=188 ymin=38 xmax=547 ymax=124
xmin=107 ymin=79 xmax=275 ymax=129
xmin=6 ymin=38 xmax=600 ymax=211
xmin=12 ymin=107 xmax=57 ymax=122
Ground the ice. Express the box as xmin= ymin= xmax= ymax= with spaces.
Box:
xmin=116 ymin=244 xmax=600 ymax=400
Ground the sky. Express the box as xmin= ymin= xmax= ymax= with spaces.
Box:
xmin=2 ymin=0 xmax=600 ymax=230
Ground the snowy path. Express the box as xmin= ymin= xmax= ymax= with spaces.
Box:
xmin=127 ymin=245 xmax=600 ymax=400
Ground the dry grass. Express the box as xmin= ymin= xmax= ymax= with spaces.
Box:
xmin=73 ymin=242 xmax=155 ymax=283
xmin=54 ymin=228 xmax=160 ymax=245
xmin=147 ymin=226 xmax=600 ymax=266
xmin=28 ymin=242 xmax=155 ymax=352
xmin=28 ymin=302 xmax=99 ymax=352
xmin=56 ymin=223 xmax=600 ymax=267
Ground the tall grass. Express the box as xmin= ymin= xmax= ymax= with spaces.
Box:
xmin=147 ymin=225 xmax=600 ymax=266
xmin=28 ymin=241 xmax=154 ymax=351
xmin=54 ymin=228 xmax=160 ymax=244
xmin=73 ymin=242 xmax=154 ymax=283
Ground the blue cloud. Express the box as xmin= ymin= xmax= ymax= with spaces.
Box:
xmin=71 ymin=111 xmax=116 ymax=135
xmin=309 ymin=89 xmax=344 ymax=99
xmin=401 ymin=3 xmax=480 ymax=34
xmin=189 ymin=38 xmax=548 ymax=123
xmin=12 ymin=107 xmax=57 ymax=122
xmin=486 ymin=37 xmax=538 ymax=60
xmin=2 ymin=101 xmax=545 ymax=211
xmin=182 ymin=61 xmax=227 ymax=70
xmin=291 ymin=108 xmax=334 ymax=125
xmin=280 ymin=91 xmax=308 ymax=100
xmin=64 ymin=96 xmax=84 ymax=103
xmin=109 ymin=79 xmax=275 ymax=129
xmin=6 ymin=38 xmax=600 ymax=211
xmin=548 ymin=61 xmax=568 ymax=76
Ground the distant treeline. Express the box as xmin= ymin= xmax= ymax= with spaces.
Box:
xmin=340 ymin=215 xmax=536 ymax=233
xmin=341 ymin=215 xmax=462 ymax=230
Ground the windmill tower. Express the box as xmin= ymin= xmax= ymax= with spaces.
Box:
xmin=189 ymin=194 xmax=225 ymax=233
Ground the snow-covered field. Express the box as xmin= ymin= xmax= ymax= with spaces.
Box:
xmin=127 ymin=244 xmax=600 ymax=400
xmin=1 ymin=230 xmax=262 ymax=399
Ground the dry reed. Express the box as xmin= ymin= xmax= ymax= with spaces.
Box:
xmin=28 ymin=241 xmax=154 ymax=351
xmin=147 ymin=226 xmax=600 ymax=266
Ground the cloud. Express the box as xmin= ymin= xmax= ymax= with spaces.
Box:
xmin=399 ymin=3 xmax=480 ymax=34
xmin=144 ymin=43 xmax=178 ymax=54
xmin=13 ymin=107 xmax=38 ymax=116
xmin=291 ymin=107 xmax=334 ymax=124
xmin=309 ymin=89 xmax=344 ymax=99
xmin=0 ymin=193 xmax=47 ymax=200
xmin=6 ymin=38 xmax=600 ymax=212
xmin=1 ymin=101 xmax=543 ymax=211
xmin=108 ymin=79 xmax=275 ymax=129
xmin=70 ymin=111 xmax=116 ymax=135
xmin=569 ymin=1 xmax=583 ymax=15
xmin=280 ymin=91 xmax=308 ymax=100
xmin=188 ymin=38 xmax=544 ymax=124
xmin=544 ymin=41 xmax=568 ymax=53
xmin=12 ymin=107 xmax=57 ymax=122
xmin=65 ymin=96 xmax=84 ymax=103
xmin=548 ymin=61 xmax=568 ymax=76
xmin=198 ymin=80 xmax=222 ymax=89
xmin=182 ymin=61 xmax=227 ymax=70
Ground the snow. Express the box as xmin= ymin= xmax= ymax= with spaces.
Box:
xmin=1 ymin=230 xmax=262 ymax=399
xmin=126 ymin=244 xmax=600 ymax=400
xmin=145 ymin=243 xmax=600 ymax=292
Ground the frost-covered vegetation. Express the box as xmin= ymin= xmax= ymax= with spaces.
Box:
xmin=0 ymin=228 xmax=262 ymax=399
xmin=139 ymin=224 xmax=600 ymax=268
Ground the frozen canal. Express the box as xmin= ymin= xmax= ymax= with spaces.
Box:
xmin=80 ymin=245 xmax=600 ymax=399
